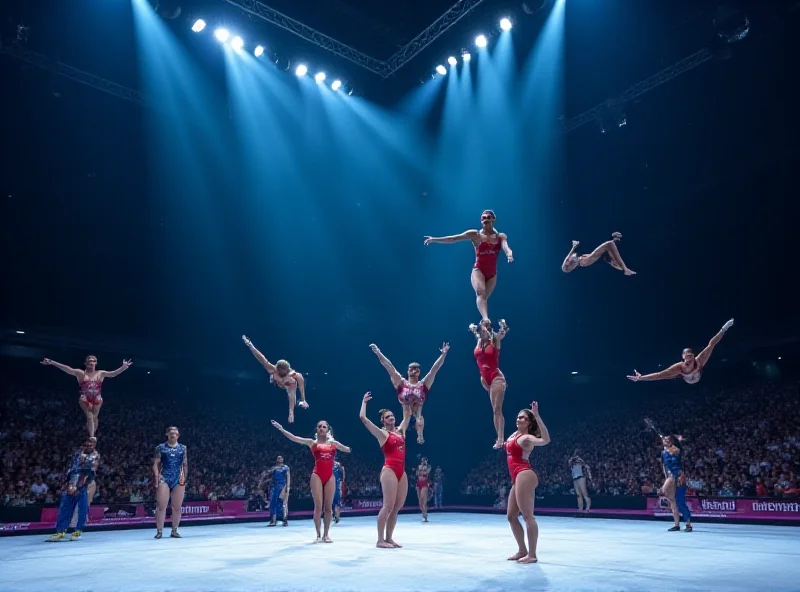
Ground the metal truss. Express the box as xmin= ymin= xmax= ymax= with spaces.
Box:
xmin=382 ymin=0 xmax=488 ymax=77
xmin=221 ymin=0 xmax=387 ymax=76
xmin=0 ymin=43 xmax=147 ymax=107
xmin=221 ymin=0 xmax=487 ymax=78
xmin=562 ymin=48 xmax=713 ymax=134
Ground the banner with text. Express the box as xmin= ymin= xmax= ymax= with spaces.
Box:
xmin=647 ymin=496 xmax=800 ymax=520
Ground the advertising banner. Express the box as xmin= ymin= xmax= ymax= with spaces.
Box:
xmin=646 ymin=496 xmax=800 ymax=520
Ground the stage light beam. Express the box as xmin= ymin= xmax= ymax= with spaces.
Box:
xmin=462 ymin=51 xmax=471 ymax=62
xmin=331 ymin=79 xmax=342 ymax=91
xmin=447 ymin=56 xmax=457 ymax=67
xmin=191 ymin=19 xmax=206 ymax=33
xmin=475 ymin=34 xmax=488 ymax=48
xmin=315 ymin=72 xmax=326 ymax=83
xmin=231 ymin=36 xmax=244 ymax=51
xmin=435 ymin=64 xmax=447 ymax=75
xmin=214 ymin=28 xmax=230 ymax=43
xmin=295 ymin=64 xmax=308 ymax=77
xmin=254 ymin=45 xmax=264 ymax=57
xmin=500 ymin=17 xmax=512 ymax=31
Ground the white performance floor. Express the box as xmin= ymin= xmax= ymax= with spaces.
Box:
xmin=1 ymin=513 xmax=799 ymax=592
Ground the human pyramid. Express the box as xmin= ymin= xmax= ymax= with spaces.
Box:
xmin=41 ymin=210 xmax=734 ymax=560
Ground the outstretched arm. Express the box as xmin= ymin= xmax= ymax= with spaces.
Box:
xmin=271 ymin=420 xmax=314 ymax=447
xmin=332 ymin=440 xmax=352 ymax=454
xmin=494 ymin=320 xmax=510 ymax=347
xmin=561 ymin=241 xmax=580 ymax=272
xmin=530 ymin=402 xmax=551 ymax=446
xmin=359 ymin=392 xmax=388 ymax=445
xmin=40 ymin=359 xmax=83 ymax=378
xmin=424 ymin=229 xmax=479 ymax=245
xmin=696 ymin=319 xmax=734 ymax=367
xmin=627 ymin=363 xmax=683 ymax=382
xmin=422 ymin=342 xmax=450 ymax=389
xmin=368 ymin=344 xmax=403 ymax=388
xmin=500 ymin=232 xmax=513 ymax=263
xmin=100 ymin=359 xmax=132 ymax=379
xmin=243 ymin=335 xmax=277 ymax=374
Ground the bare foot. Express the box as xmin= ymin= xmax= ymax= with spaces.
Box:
xmin=376 ymin=541 xmax=393 ymax=548
xmin=624 ymin=269 xmax=636 ymax=276
xmin=313 ymin=536 xmax=322 ymax=543
xmin=323 ymin=535 xmax=333 ymax=543
xmin=493 ymin=439 xmax=504 ymax=449
xmin=298 ymin=401 xmax=309 ymax=409
xmin=386 ymin=539 xmax=402 ymax=548
xmin=507 ymin=551 xmax=527 ymax=561
xmin=517 ymin=554 xmax=538 ymax=564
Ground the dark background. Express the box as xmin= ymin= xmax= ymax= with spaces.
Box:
xmin=1 ymin=0 xmax=798 ymax=477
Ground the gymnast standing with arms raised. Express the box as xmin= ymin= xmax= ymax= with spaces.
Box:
xmin=424 ymin=209 xmax=513 ymax=322
xmin=359 ymin=392 xmax=411 ymax=548
xmin=271 ymin=419 xmax=351 ymax=543
xmin=470 ymin=318 xmax=510 ymax=449
xmin=505 ymin=402 xmax=551 ymax=564
xmin=41 ymin=355 xmax=132 ymax=438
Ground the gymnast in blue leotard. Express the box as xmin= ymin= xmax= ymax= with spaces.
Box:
xmin=153 ymin=426 xmax=188 ymax=539
xmin=660 ymin=435 xmax=693 ymax=532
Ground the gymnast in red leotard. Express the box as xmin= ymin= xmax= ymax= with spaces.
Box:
xmin=469 ymin=318 xmax=510 ymax=449
xmin=41 ymin=355 xmax=132 ymax=438
xmin=424 ymin=209 xmax=513 ymax=322
xmin=271 ymin=419 xmax=351 ymax=543
xmin=359 ymin=392 xmax=411 ymax=548
xmin=504 ymin=402 xmax=551 ymax=564
xmin=369 ymin=342 xmax=449 ymax=445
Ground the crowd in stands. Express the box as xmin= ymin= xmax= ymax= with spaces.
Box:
xmin=462 ymin=381 xmax=800 ymax=501
xmin=3 ymin=377 xmax=799 ymax=509
xmin=0 ymin=383 xmax=386 ymax=507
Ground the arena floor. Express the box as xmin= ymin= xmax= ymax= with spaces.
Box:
xmin=1 ymin=512 xmax=799 ymax=591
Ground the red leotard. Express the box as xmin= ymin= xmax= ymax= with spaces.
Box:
xmin=474 ymin=341 xmax=501 ymax=385
xmin=416 ymin=473 xmax=429 ymax=489
xmin=505 ymin=433 xmax=532 ymax=484
xmin=311 ymin=442 xmax=336 ymax=484
xmin=397 ymin=379 xmax=429 ymax=406
xmin=474 ymin=237 xmax=502 ymax=280
xmin=79 ymin=377 xmax=103 ymax=406
xmin=382 ymin=431 xmax=406 ymax=480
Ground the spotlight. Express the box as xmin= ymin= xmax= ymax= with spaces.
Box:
xmin=462 ymin=51 xmax=471 ymax=62
xmin=191 ymin=19 xmax=206 ymax=33
xmin=315 ymin=72 xmax=326 ymax=83
xmin=254 ymin=45 xmax=264 ymax=57
xmin=435 ymin=64 xmax=447 ymax=76
xmin=475 ymin=34 xmax=488 ymax=48
xmin=447 ymin=56 xmax=457 ymax=66
xmin=214 ymin=28 xmax=230 ymax=43
xmin=331 ymin=79 xmax=342 ymax=91
xmin=500 ymin=17 xmax=512 ymax=31
xmin=231 ymin=36 xmax=244 ymax=51
xmin=295 ymin=64 xmax=308 ymax=77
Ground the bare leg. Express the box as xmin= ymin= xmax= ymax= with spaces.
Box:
xmin=386 ymin=472 xmax=408 ymax=547
xmin=471 ymin=269 xmax=490 ymax=322
xmin=79 ymin=399 xmax=95 ymax=438
xmin=577 ymin=477 xmax=591 ymax=512
xmin=377 ymin=468 xmax=397 ymax=548
xmin=487 ymin=376 xmax=507 ymax=449
xmin=322 ymin=477 xmax=335 ymax=542
xmin=155 ymin=482 xmax=170 ymax=535
xmin=604 ymin=240 xmax=635 ymax=275
xmin=506 ymin=485 xmax=526 ymax=559
xmin=310 ymin=474 xmax=323 ymax=541
xmin=92 ymin=401 xmax=102 ymax=436
xmin=515 ymin=471 xmax=540 ymax=563
xmin=286 ymin=387 xmax=297 ymax=423
xmin=412 ymin=403 xmax=425 ymax=444
xmin=696 ymin=327 xmax=728 ymax=367
xmin=661 ymin=477 xmax=680 ymax=527
xmin=170 ymin=485 xmax=186 ymax=535
xmin=419 ymin=486 xmax=428 ymax=521
xmin=575 ymin=483 xmax=584 ymax=512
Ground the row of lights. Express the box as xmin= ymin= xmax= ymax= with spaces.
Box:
xmin=190 ymin=19 xmax=353 ymax=94
xmin=431 ymin=18 xmax=512 ymax=77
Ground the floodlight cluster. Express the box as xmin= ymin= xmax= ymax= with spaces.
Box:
xmin=426 ymin=17 xmax=513 ymax=81
xmin=191 ymin=19 xmax=354 ymax=95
